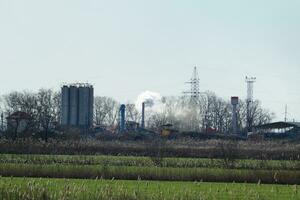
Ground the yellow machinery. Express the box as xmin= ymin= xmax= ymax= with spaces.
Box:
xmin=161 ymin=129 xmax=171 ymax=137
xmin=160 ymin=124 xmax=174 ymax=137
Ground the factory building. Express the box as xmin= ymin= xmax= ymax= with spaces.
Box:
xmin=61 ymin=84 xmax=94 ymax=130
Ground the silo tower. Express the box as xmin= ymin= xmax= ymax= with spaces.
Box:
xmin=60 ymin=83 xmax=94 ymax=131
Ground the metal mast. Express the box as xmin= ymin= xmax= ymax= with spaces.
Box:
xmin=184 ymin=66 xmax=200 ymax=104
xmin=245 ymin=76 xmax=256 ymax=132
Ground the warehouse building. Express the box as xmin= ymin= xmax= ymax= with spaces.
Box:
xmin=253 ymin=122 xmax=300 ymax=139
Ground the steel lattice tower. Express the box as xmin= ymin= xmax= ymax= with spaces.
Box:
xmin=245 ymin=76 xmax=256 ymax=132
xmin=184 ymin=66 xmax=200 ymax=104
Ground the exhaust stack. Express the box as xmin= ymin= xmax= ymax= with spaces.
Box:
xmin=141 ymin=102 xmax=145 ymax=129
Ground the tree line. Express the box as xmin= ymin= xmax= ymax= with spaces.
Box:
xmin=0 ymin=89 xmax=274 ymax=140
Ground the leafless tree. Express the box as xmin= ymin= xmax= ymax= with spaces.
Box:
xmin=3 ymin=89 xmax=60 ymax=140
xmin=126 ymin=103 xmax=141 ymax=122
xmin=94 ymin=96 xmax=119 ymax=126
xmin=146 ymin=92 xmax=274 ymax=134
xmin=36 ymin=89 xmax=60 ymax=141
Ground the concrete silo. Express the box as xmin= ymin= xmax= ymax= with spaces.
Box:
xmin=88 ymin=86 xmax=94 ymax=127
xmin=60 ymin=83 xmax=94 ymax=131
xmin=61 ymin=86 xmax=70 ymax=125
xmin=78 ymin=86 xmax=92 ymax=128
xmin=69 ymin=86 xmax=79 ymax=126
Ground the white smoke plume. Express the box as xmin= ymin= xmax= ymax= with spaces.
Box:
xmin=135 ymin=91 xmax=163 ymax=112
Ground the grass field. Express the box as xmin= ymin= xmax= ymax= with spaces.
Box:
xmin=1 ymin=154 xmax=300 ymax=184
xmin=1 ymin=154 xmax=300 ymax=170
xmin=1 ymin=177 xmax=300 ymax=200
xmin=1 ymin=152 xmax=300 ymax=199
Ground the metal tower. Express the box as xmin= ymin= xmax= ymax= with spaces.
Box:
xmin=245 ymin=76 xmax=256 ymax=132
xmin=184 ymin=66 xmax=200 ymax=104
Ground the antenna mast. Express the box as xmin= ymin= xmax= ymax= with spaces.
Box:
xmin=245 ymin=76 xmax=256 ymax=132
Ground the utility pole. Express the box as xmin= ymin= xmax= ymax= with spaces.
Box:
xmin=245 ymin=76 xmax=256 ymax=132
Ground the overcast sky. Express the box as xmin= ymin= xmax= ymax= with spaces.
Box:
xmin=0 ymin=0 xmax=299 ymax=121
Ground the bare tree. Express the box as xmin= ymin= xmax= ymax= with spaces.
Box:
xmin=3 ymin=91 xmax=38 ymax=138
xmin=3 ymin=89 xmax=60 ymax=140
xmin=126 ymin=103 xmax=141 ymax=122
xmin=94 ymin=96 xmax=119 ymax=126
xmin=147 ymin=92 xmax=274 ymax=134
xmin=36 ymin=89 xmax=59 ymax=141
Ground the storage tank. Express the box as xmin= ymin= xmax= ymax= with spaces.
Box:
xmin=89 ymin=86 xmax=94 ymax=127
xmin=69 ymin=86 xmax=79 ymax=126
xmin=60 ymin=83 xmax=94 ymax=130
xmin=61 ymin=86 xmax=70 ymax=125
xmin=78 ymin=86 xmax=91 ymax=128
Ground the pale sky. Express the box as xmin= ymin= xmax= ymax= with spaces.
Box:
xmin=0 ymin=0 xmax=299 ymax=121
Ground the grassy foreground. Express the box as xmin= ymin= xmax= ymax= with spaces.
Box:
xmin=0 ymin=177 xmax=299 ymax=200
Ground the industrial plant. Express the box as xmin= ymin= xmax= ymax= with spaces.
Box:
xmin=0 ymin=67 xmax=298 ymax=140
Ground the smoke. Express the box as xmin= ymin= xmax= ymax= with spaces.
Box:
xmin=135 ymin=91 xmax=163 ymax=112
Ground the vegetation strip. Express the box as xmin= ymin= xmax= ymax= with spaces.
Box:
xmin=0 ymin=177 xmax=299 ymax=200
xmin=1 ymin=154 xmax=300 ymax=170
xmin=1 ymin=163 xmax=300 ymax=184
xmin=2 ymin=139 xmax=300 ymax=160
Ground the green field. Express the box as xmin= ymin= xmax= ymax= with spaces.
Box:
xmin=1 ymin=154 xmax=300 ymax=184
xmin=1 ymin=154 xmax=300 ymax=199
xmin=1 ymin=153 xmax=300 ymax=170
xmin=0 ymin=177 xmax=299 ymax=200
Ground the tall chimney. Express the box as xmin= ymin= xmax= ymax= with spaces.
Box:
xmin=141 ymin=102 xmax=145 ymax=129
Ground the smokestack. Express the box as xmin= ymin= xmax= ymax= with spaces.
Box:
xmin=141 ymin=102 xmax=145 ymax=129
xmin=231 ymin=97 xmax=239 ymax=134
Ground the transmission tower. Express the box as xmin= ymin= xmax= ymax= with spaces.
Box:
xmin=184 ymin=66 xmax=200 ymax=104
xmin=245 ymin=76 xmax=256 ymax=132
